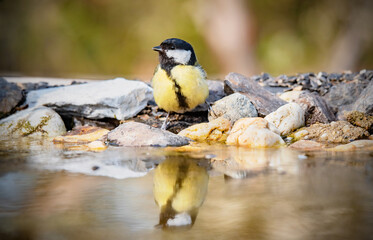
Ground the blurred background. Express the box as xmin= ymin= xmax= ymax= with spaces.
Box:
xmin=0 ymin=0 xmax=372 ymax=81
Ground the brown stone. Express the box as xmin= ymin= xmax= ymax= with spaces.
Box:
xmin=291 ymin=121 xmax=369 ymax=144
xmin=346 ymin=111 xmax=373 ymax=133
xmin=295 ymin=91 xmax=336 ymax=125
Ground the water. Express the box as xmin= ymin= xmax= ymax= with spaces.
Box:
xmin=0 ymin=137 xmax=373 ymax=240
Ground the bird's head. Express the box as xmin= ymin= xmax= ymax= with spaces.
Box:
xmin=153 ymin=38 xmax=197 ymax=67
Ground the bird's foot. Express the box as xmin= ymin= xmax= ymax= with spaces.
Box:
xmin=161 ymin=112 xmax=170 ymax=130
xmin=206 ymin=101 xmax=217 ymax=117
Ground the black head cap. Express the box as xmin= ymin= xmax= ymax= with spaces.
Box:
xmin=153 ymin=38 xmax=197 ymax=72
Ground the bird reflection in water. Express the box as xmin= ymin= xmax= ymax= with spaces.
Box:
xmin=153 ymin=156 xmax=209 ymax=229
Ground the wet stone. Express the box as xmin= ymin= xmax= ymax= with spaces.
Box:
xmin=0 ymin=106 xmax=66 ymax=138
xmin=178 ymin=117 xmax=231 ymax=143
xmin=53 ymin=126 xmax=109 ymax=143
xmin=107 ymin=122 xmax=190 ymax=147
xmin=289 ymin=140 xmax=325 ymax=151
xmin=329 ymin=140 xmax=373 ymax=151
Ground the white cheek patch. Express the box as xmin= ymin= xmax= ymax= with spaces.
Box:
xmin=166 ymin=49 xmax=192 ymax=64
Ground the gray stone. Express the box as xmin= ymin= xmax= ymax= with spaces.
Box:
xmin=107 ymin=122 xmax=190 ymax=147
xmin=323 ymin=81 xmax=365 ymax=114
xmin=0 ymin=106 xmax=66 ymax=137
xmin=0 ymin=77 xmax=23 ymax=118
xmin=351 ymin=80 xmax=373 ymax=115
xmin=224 ymin=72 xmax=287 ymax=116
xmin=208 ymin=93 xmax=257 ymax=123
xmin=26 ymin=78 xmax=153 ymax=120
xmin=295 ymin=91 xmax=336 ymax=125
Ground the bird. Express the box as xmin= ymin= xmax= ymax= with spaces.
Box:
xmin=151 ymin=38 xmax=209 ymax=130
xmin=153 ymin=157 xmax=209 ymax=228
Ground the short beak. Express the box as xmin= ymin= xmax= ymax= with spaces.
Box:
xmin=152 ymin=46 xmax=162 ymax=52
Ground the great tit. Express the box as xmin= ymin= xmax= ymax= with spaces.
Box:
xmin=152 ymin=38 xmax=209 ymax=130
xmin=153 ymin=157 xmax=209 ymax=228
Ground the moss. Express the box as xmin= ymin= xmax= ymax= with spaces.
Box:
xmin=8 ymin=115 xmax=52 ymax=136
xmin=23 ymin=115 xmax=51 ymax=136
xmin=288 ymin=127 xmax=307 ymax=142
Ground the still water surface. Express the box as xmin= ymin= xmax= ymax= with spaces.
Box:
xmin=0 ymin=137 xmax=373 ymax=240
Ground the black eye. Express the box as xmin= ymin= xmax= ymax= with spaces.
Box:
xmin=170 ymin=46 xmax=175 ymax=50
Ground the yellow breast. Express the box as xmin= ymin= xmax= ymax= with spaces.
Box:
xmin=152 ymin=65 xmax=209 ymax=113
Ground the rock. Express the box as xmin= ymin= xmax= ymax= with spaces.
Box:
xmin=264 ymin=103 xmax=305 ymax=136
xmin=295 ymin=91 xmax=336 ymax=125
xmin=346 ymin=111 xmax=373 ymax=133
xmin=53 ymin=126 xmax=109 ymax=143
xmin=26 ymin=78 xmax=153 ymax=120
xmin=323 ymin=81 xmax=364 ymax=114
xmin=178 ymin=117 xmax=231 ymax=143
xmin=224 ymin=72 xmax=287 ymax=116
xmin=291 ymin=121 xmax=369 ymax=144
xmin=226 ymin=117 xmax=285 ymax=147
xmin=281 ymin=90 xmax=335 ymax=125
xmin=289 ymin=140 xmax=324 ymax=151
xmin=107 ymin=122 xmax=190 ymax=147
xmin=208 ymin=93 xmax=258 ymax=123
xmin=193 ymin=80 xmax=226 ymax=112
xmin=351 ymin=80 xmax=373 ymax=115
xmin=279 ymin=90 xmax=303 ymax=102
xmin=0 ymin=106 xmax=66 ymax=137
xmin=0 ymin=77 xmax=23 ymax=118
xmin=329 ymin=140 xmax=373 ymax=151
xmin=292 ymin=129 xmax=309 ymax=140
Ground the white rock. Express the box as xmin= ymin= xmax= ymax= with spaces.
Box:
xmin=226 ymin=117 xmax=285 ymax=147
xmin=279 ymin=90 xmax=303 ymax=102
xmin=265 ymin=103 xmax=305 ymax=136
xmin=0 ymin=106 xmax=66 ymax=137
xmin=26 ymin=78 xmax=153 ymax=120
xmin=208 ymin=93 xmax=258 ymax=123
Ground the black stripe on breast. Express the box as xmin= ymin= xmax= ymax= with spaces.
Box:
xmin=171 ymin=76 xmax=189 ymax=110
xmin=161 ymin=64 xmax=189 ymax=110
